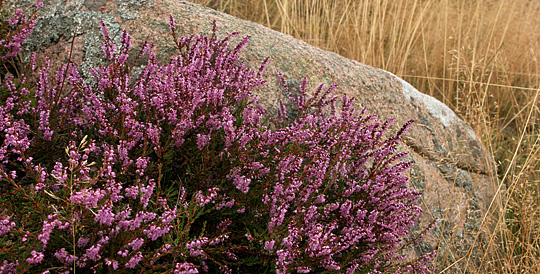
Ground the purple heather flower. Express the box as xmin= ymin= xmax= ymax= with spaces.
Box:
xmin=144 ymin=224 xmax=171 ymax=241
xmin=140 ymin=179 xmax=156 ymax=208
xmin=117 ymin=249 xmax=129 ymax=257
xmin=135 ymin=156 xmax=149 ymax=176
xmin=54 ymin=248 xmax=78 ymax=264
xmin=26 ymin=250 xmax=44 ymax=264
xmin=78 ymin=237 xmax=90 ymax=248
xmin=105 ymin=258 xmax=119 ymax=270
xmin=296 ymin=266 xmax=312 ymax=273
xmin=38 ymin=217 xmax=61 ymax=248
xmin=21 ymin=232 xmax=30 ymax=242
xmin=125 ymin=251 xmax=143 ymax=269
xmin=185 ymin=237 xmax=209 ymax=250
xmin=219 ymin=264 xmax=232 ymax=274
xmin=8 ymin=10 xmax=24 ymax=25
xmin=125 ymin=185 xmax=139 ymax=199
xmin=0 ymin=260 xmax=18 ymax=274
xmin=209 ymin=234 xmax=229 ymax=246
xmin=168 ymin=14 xmax=176 ymax=31
xmin=0 ymin=216 xmax=15 ymax=237
xmin=226 ymin=250 xmax=237 ymax=260
xmin=264 ymin=240 xmax=275 ymax=251
xmin=99 ymin=21 xmax=116 ymax=59
xmin=174 ymin=262 xmax=198 ymax=274
xmin=161 ymin=244 xmax=171 ymax=253
xmin=85 ymin=244 xmax=102 ymax=261
xmin=1 ymin=8 xmax=35 ymax=59
xmin=196 ymin=134 xmax=211 ymax=150
xmin=127 ymin=238 xmax=145 ymax=251
xmin=70 ymin=188 xmax=106 ymax=209
xmin=194 ymin=188 xmax=219 ymax=207
xmin=216 ymin=219 xmax=231 ymax=233
xmin=95 ymin=204 xmax=115 ymax=226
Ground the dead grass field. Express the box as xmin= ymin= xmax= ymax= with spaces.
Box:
xmin=193 ymin=0 xmax=540 ymax=272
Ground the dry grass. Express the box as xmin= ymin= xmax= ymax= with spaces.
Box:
xmin=194 ymin=0 xmax=540 ymax=272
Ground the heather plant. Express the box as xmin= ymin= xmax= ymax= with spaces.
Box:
xmin=0 ymin=5 xmax=433 ymax=273
xmin=194 ymin=2 xmax=540 ymax=271
xmin=0 ymin=0 xmax=40 ymax=79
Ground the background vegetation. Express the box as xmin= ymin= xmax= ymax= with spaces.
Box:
xmin=192 ymin=0 xmax=540 ymax=272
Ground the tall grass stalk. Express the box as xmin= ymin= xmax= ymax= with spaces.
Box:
xmin=195 ymin=0 xmax=540 ymax=272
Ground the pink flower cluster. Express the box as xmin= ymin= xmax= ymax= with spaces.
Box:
xmin=0 ymin=216 xmax=15 ymax=237
xmin=0 ymin=7 xmax=36 ymax=59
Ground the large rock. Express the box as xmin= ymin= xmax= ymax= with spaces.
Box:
xmin=8 ymin=0 xmax=501 ymax=271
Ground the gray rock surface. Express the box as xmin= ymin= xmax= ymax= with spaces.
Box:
xmin=8 ymin=0 xmax=502 ymax=271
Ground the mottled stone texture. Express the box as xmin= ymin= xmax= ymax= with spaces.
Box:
xmin=8 ymin=0 xmax=502 ymax=271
